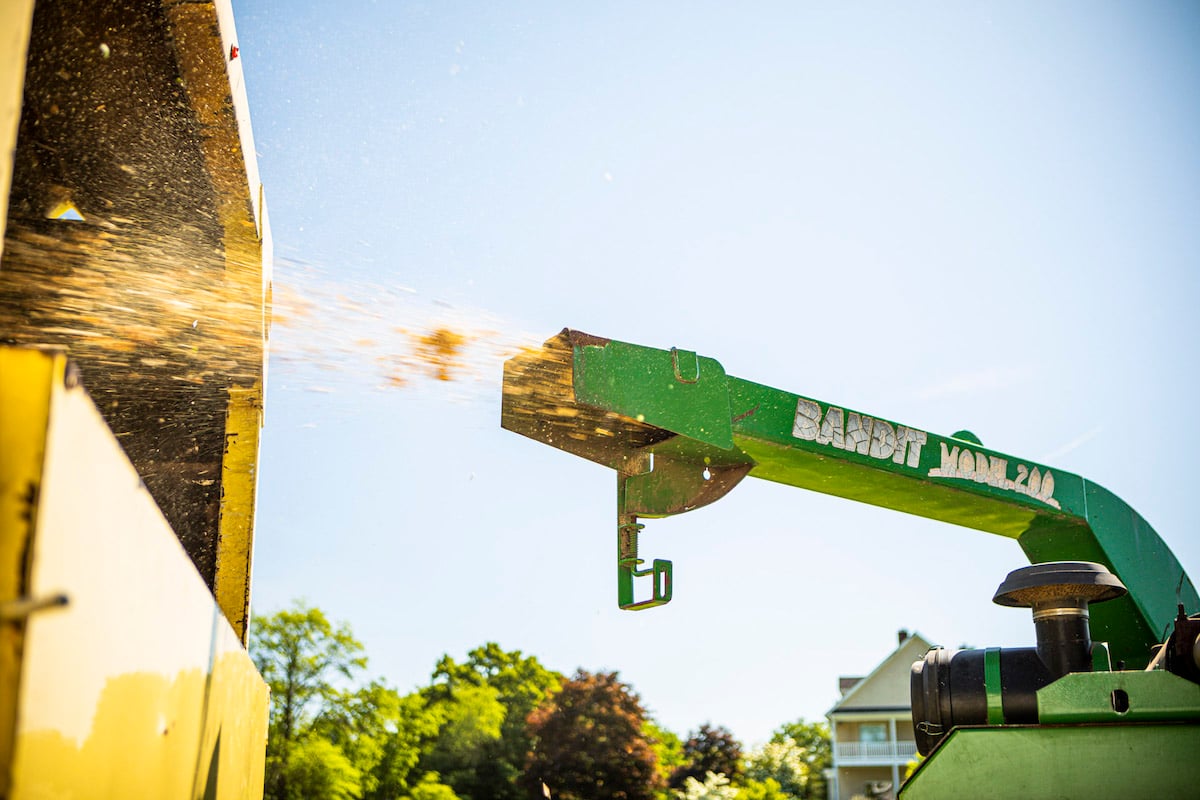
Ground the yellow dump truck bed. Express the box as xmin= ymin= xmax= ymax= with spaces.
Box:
xmin=1 ymin=1 xmax=271 ymax=796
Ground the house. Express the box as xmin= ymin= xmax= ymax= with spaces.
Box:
xmin=825 ymin=630 xmax=932 ymax=800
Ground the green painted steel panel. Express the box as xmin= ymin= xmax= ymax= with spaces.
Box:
xmin=901 ymin=724 xmax=1200 ymax=798
xmin=574 ymin=339 xmax=735 ymax=451
xmin=1037 ymin=670 xmax=1200 ymax=725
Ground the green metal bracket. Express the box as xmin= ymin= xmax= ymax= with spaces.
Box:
xmin=616 ymin=468 xmax=671 ymax=609
xmin=612 ymin=450 xmax=753 ymax=609
xmin=617 ymin=514 xmax=672 ymax=610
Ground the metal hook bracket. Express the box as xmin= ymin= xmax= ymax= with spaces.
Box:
xmin=618 ymin=515 xmax=672 ymax=610
xmin=671 ymin=347 xmax=700 ymax=384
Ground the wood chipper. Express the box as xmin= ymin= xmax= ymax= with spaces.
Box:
xmin=502 ymin=329 xmax=1200 ymax=798
xmin=1 ymin=1 xmax=270 ymax=796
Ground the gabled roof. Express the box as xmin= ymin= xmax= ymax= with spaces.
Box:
xmin=828 ymin=632 xmax=933 ymax=715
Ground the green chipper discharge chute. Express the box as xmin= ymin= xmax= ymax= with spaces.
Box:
xmin=501 ymin=328 xmax=1200 ymax=798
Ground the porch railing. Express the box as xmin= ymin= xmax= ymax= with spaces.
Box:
xmin=833 ymin=740 xmax=918 ymax=764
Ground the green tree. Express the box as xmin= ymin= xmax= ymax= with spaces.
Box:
xmin=315 ymin=681 xmax=443 ymax=800
xmin=734 ymin=778 xmax=788 ymax=800
xmin=251 ymin=602 xmax=368 ymax=800
xmin=251 ymin=602 xmax=451 ymax=800
xmin=406 ymin=772 xmax=463 ymax=800
xmin=744 ymin=740 xmax=809 ymax=799
xmin=282 ymin=737 xmax=362 ymax=800
xmin=768 ymin=720 xmax=830 ymax=800
xmin=362 ymin=690 xmax=445 ymax=800
xmin=677 ymin=772 xmax=737 ymax=800
xmin=423 ymin=643 xmax=561 ymax=800
xmin=671 ymin=724 xmax=743 ymax=788
xmin=646 ymin=720 xmax=686 ymax=799
xmin=421 ymin=683 xmax=506 ymax=793
xmin=523 ymin=670 xmax=660 ymax=800
xmin=430 ymin=642 xmax=561 ymax=718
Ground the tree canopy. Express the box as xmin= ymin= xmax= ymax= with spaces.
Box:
xmin=524 ymin=670 xmax=660 ymax=800
xmin=423 ymin=643 xmax=561 ymax=800
xmin=250 ymin=602 xmax=371 ymax=800
xmin=766 ymin=719 xmax=830 ymax=800
xmin=249 ymin=602 xmax=839 ymax=800
xmin=671 ymin=724 xmax=744 ymax=788
xmin=251 ymin=603 xmax=447 ymax=800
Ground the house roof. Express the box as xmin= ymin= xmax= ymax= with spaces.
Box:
xmin=827 ymin=631 xmax=933 ymax=716
xmin=838 ymin=676 xmax=864 ymax=695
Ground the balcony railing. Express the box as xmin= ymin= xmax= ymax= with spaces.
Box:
xmin=833 ymin=740 xmax=918 ymax=764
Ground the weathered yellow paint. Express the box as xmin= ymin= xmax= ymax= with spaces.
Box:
xmin=0 ymin=349 xmax=61 ymax=797
xmin=216 ymin=384 xmax=265 ymax=645
xmin=199 ymin=624 xmax=270 ymax=798
xmin=2 ymin=347 xmax=267 ymax=799
xmin=0 ymin=0 xmax=35 ymax=251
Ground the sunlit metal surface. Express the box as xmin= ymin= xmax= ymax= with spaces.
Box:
xmin=1 ymin=349 xmax=267 ymax=798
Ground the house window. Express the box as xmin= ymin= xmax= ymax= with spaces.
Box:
xmin=859 ymin=723 xmax=887 ymax=743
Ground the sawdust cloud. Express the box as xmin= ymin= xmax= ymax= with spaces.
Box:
xmin=0 ymin=220 xmax=541 ymax=432
xmin=268 ymin=256 xmax=542 ymax=403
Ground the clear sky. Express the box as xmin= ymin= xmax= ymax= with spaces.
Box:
xmin=232 ymin=1 xmax=1200 ymax=746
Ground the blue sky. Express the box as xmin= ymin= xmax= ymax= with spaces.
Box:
xmin=233 ymin=1 xmax=1200 ymax=745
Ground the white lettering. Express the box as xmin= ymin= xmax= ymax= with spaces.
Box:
xmin=845 ymin=413 xmax=871 ymax=455
xmin=927 ymin=446 xmax=1060 ymax=510
xmin=793 ymin=398 xmax=821 ymax=441
xmin=893 ymin=426 xmax=909 ymax=464
xmin=958 ymin=448 xmax=975 ymax=478
xmin=818 ymin=406 xmax=845 ymax=449
xmin=906 ymin=429 xmax=927 ymax=468
xmin=973 ymin=451 xmax=990 ymax=483
xmin=791 ymin=402 xmax=1061 ymax=509
xmin=988 ymin=457 xmax=1007 ymax=487
xmin=870 ymin=420 xmax=896 ymax=460
xmin=929 ymin=443 xmax=959 ymax=478
xmin=790 ymin=401 xmax=931 ymax=473
xmin=1040 ymin=471 xmax=1056 ymax=503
